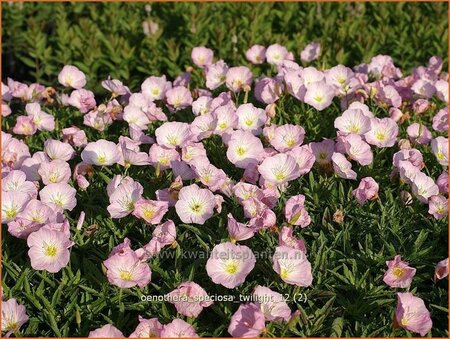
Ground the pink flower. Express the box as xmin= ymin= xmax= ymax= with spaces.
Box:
xmin=436 ymin=171 xmax=448 ymax=194
xmin=2 ymin=298 xmax=29 ymax=337
xmin=123 ymin=105 xmax=151 ymax=130
xmin=331 ymin=152 xmax=357 ymax=180
xmin=118 ymin=139 xmax=150 ymax=167
xmin=39 ymin=183 xmax=77 ymax=211
xmin=428 ymin=195 xmax=448 ymax=219
xmin=139 ymin=220 xmax=177 ymax=259
xmin=83 ymin=110 xmax=112 ymax=131
xmin=227 ymin=213 xmax=255 ymax=242
xmin=406 ymin=123 xmax=432 ymax=145
xmin=273 ymin=246 xmax=312 ymax=286
xmin=252 ymin=286 xmax=291 ymax=322
xmin=175 ymin=184 xmax=215 ymax=225
xmin=141 ymin=75 xmax=172 ymax=102
xmin=393 ymin=149 xmax=424 ymax=169
xmin=398 ymin=160 xmax=420 ymax=185
xmin=279 ymin=226 xmax=307 ymax=253
xmin=68 ymin=89 xmax=96 ymax=113
xmin=166 ymin=282 xmax=213 ymax=318
xmin=155 ymin=122 xmax=192 ymax=148
xmin=226 ymin=130 xmax=264 ymax=168
xmin=304 ymin=81 xmax=335 ymax=111
xmin=270 ymin=124 xmax=305 ymax=152
xmin=2 ymin=170 xmax=37 ymax=198
xmin=26 ymin=103 xmax=55 ymax=131
xmin=341 ymin=134 xmax=373 ymax=166
xmin=435 ymin=79 xmax=448 ymax=103
xmin=383 ymin=255 xmax=416 ymax=288
xmin=38 ymin=160 xmax=71 ymax=185
xmin=254 ymin=77 xmax=283 ymax=104
xmin=364 ymin=117 xmax=398 ymax=148
xmin=191 ymin=46 xmax=214 ymax=68
xmin=190 ymin=158 xmax=226 ymax=192
xmin=325 ymin=65 xmax=354 ymax=90
xmin=389 ymin=107 xmax=404 ymax=122
xmin=44 ymin=139 xmax=75 ymax=161
xmin=107 ymin=179 xmax=143 ymax=218
xmin=101 ymin=77 xmax=129 ymax=97
xmin=149 ymin=144 xmax=180 ymax=170
xmin=1 ymin=191 xmax=30 ymax=223
xmin=258 ymin=153 xmax=300 ymax=185
xmin=165 ymin=86 xmax=193 ymax=111
xmin=192 ymin=96 xmax=212 ymax=116
xmin=395 ymin=293 xmax=432 ymax=336
xmin=132 ymin=198 xmax=169 ymax=224
xmin=412 ymin=99 xmax=429 ymax=114
xmin=12 ymin=116 xmax=37 ymax=136
xmin=2 ymin=103 xmax=11 ymax=117
xmin=434 ymin=258 xmax=448 ymax=281
xmin=284 ymin=194 xmax=311 ymax=227
xmin=88 ymin=324 xmax=124 ymax=338
xmin=206 ymin=242 xmax=256 ymax=289
xmin=160 ymin=319 xmax=198 ymax=338
xmin=129 ymin=317 xmax=163 ymax=338
xmin=300 ymin=42 xmax=321 ymax=62
xmin=205 ymin=60 xmax=229 ymax=90
xmin=228 ymin=303 xmax=265 ymax=337
xmin=432 ymin=107 xmax=448 ymax=132
xmin=27 ymin=227 xmax=71 ymax=273
xmin=266 ymin=44 xmax=290 ymax=65
xmin=334 ymin=108 xmax=371 ymax=135
xmin=226 ymin=66 xmax=253 ymax=92
xmin=430 ymin=136 xmax=448 ymax=166
xmin=236 ymin=103 xmax=266 ymax=135
xmin=286 ymin=145 xmax=315 ymax=175
xmin=103 ymin=239 xmax=151 ymax=288
xmin=16 ymin=199 xmax=52 ymax=227
xmin=411 ymin=172 xmax=439 ymax=204
xmin=61 ymin=126 xmax=87 ymax=147
xmin=301 ymin=67 xmax=324 ymax=86
xmin=246 ymin=45 xmax=266 ymax=64
xmin=411 ymin=79 xmax=435 ymax=98
xmin=58 ymin=65 xmax=86 ymax=89
xmin=352 ymin=177 xmax=379 ymax=205
xmin=81 ymin=139 xmax=121 ymax=166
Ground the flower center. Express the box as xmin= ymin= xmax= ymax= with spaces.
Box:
xmin=313 ymin=95 xmax=323 ymax=103
xmin=392 ymin=267 xmax=405 ymax=278
xmin=225 ymin=261 xmax=238 ymax=275
xmin=143 ymin=208 xmax=155 ymax=219
xmin=44 ymin=244 xmax=58 ymax=257
xmin=97 ymin=154 xmax=107 ymax=164
xmin=49 ymin=172 xmax=59 ymax=183
xmin=375 ymin=131 xmax=386 ymax=141
xmin=5 ymin=207 xmax=18 ymax=219
xmin=190 ymin=202 xmax=203 ymax=214
xmin=120 ymin=271 xmax=133 ymax=281
xmin=244 ymin=118 xmax=254 ymax=127
xmin=166 ymin=135 xmax=179 ymax=146
xmin=218 ymin=122 xmax=228 ymax=130
xmin=236 ymin=146 xmax=246 ymax=156
xmin=274 ymin=169 xmax=286 ymax=181
xmin=280 ymin=267 xmax=290 ymax=279
xmin=348 ymin=124 xmax=360 ymax=133
xmin=151 ymin=87 xmax=160 ymax=97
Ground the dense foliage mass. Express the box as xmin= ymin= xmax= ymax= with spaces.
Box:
xmin=1 ymin=2 xmax=448 ymax=338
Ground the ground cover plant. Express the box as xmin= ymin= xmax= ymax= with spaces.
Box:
xmin=1 ymin=1 xmax=449 ymax=338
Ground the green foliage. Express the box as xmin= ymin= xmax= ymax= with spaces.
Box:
xmin=2 ymin=2 xmax=448 ymax=91
xmin=1 ymin=2 xmax=448 ymax=338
